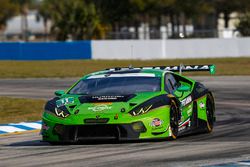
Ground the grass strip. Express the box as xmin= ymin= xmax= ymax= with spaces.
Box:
xmin=0 ymin=97 xmax=45 ymax=124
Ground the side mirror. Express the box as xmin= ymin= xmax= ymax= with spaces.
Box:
xmin=177 ymin=85 xmax=191 ymax=92
xmin=54 ymin=90 xmax=65 ymax=96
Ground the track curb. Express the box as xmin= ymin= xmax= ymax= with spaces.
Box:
xmin=0 ymin=121 xmax=41 ymax=136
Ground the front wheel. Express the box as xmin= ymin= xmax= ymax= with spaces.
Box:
xmin=169 ymin=101 xmax=179 ymax=139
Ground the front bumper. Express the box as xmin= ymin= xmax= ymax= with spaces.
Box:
xmin=41 ymin=106 xmax=171 ymax=142
xmin=42 ymin=119 xmax=170 ymax=143
xmin=43 ymin=123 xmax=145 ymax=142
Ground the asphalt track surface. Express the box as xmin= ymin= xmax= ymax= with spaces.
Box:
xmin=0 ymin=76 xmax=250 ymax=167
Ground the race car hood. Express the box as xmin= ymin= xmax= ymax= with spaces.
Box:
xmin=58 ymin=92 xmax=163 ymax=117
xmin=75 ymin=92 xmax=162 ymax=115
xmin=42 ymin=91 xmax=166 ymax=122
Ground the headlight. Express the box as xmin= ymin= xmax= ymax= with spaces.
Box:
xmin=131 ymin=121 xmax=146 ymax=132
xmin=44 ymin=98 xmax=70 ymax=118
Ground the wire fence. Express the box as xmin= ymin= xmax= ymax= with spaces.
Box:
xmin=0 ymin=29 xmax=242 ymax=42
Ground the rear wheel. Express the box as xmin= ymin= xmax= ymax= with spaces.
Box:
xmin=205 ymin=94 xmax=215 ymax=133
xmin=170 ymin=101 xmax=179 ymax=139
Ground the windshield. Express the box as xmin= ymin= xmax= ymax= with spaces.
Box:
xmin=68 ymin=76 xmax=161 ymax=95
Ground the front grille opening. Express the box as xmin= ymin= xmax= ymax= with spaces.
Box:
xmin=77 ymin=125 xmax=119 ymax=140
xmin=55 ymin=124 xmax=140 ymax=142
xmin=84 ymin=118 xmax=109 ymax=124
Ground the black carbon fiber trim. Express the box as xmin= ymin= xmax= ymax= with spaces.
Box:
xmin=192 ymin=82 xmax=209 ymax=100
xmin=55 ymin=124 xmax=141 ymax=142
xmin=44 ymin=97 xmax=60 ymax=112
xmin=129 ymin=94 xmax=171 ymax=115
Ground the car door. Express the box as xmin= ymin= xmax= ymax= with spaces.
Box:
xmin=164 ymin=73 xmax=193 ymax=132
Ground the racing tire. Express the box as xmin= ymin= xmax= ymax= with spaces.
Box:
xmin=205 ymin=94 xmax=215 ymax=133
xmin=169 ymin=101 xmax=179 ymax=139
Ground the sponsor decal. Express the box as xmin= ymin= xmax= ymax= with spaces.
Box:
xmin=56 ymin=97 xmax=74 ymax=107
xmin=131 ymin=105 xmax=153 ymax=116
xmin=55 ymin=108 xmax=69 ymax=118
xmin=178 ymin=126 xmax=186 ymax=132
xmin=164 ymin=66 xmax=179 ymax=71
xmin=88 ymin=104 xmax=112 ymax=112
xmin=92 ymin=96 xmax=124 ymax=101
xmin=199 ymin=102 xmax=205 ymax=109
xmin=178 ymin=118 xmax=190 ymax=127
xmin=181 ymin=96 xmax=192 ymax=106
xmin=106 ymin=65 xmax=211 ymax=72
xmin=164 ymin=65 xmax=209 ymax=71
xmin=79 ymin=94 xmax=135 ymax=103
xmin=87 ymin=73 xmax=155 ymax=79
xmin=93 ymin=102 xmax=113 ymax=105
xmin=150 ymin=118 xmax=164 ymax=127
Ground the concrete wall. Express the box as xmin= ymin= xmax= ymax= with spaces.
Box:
xmin=0 ymin=38 xmax=249 ymax=60
xmin=92 ymin=38 xmax=250 ymax=59
xmin=92 ymin=40 xmax=163 ymax=59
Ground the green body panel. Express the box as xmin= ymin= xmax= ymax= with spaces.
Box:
xmin=41 ymin=68 xmax=212 ymax=142
xmin=42 ymin=104 xmax=171 ymax=142
xmin=197 ymin=95 xmax=208 ymax=121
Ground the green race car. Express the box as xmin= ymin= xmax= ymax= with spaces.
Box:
xmin=41 ymin=65 xmax=216 ymax=143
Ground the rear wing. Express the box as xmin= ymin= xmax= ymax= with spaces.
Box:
xmin=106 ymin=64 xmax=216 ymax=75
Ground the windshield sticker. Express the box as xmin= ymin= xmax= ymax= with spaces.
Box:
xmin=92 ymin=96 xmax=124 ymax=101
xmin=56 ymin=97 xmax=74 ymax=107
xmin=87 ymin=73 xmax=155 ymax=79
xmin=88 ymin=104 xmax=112 ymax=112
xmin=79 ymin=95 xmax=136 ymax=103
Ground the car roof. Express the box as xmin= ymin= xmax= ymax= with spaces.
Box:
xmin=84 ymin=68 xmax=170 ymax=79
